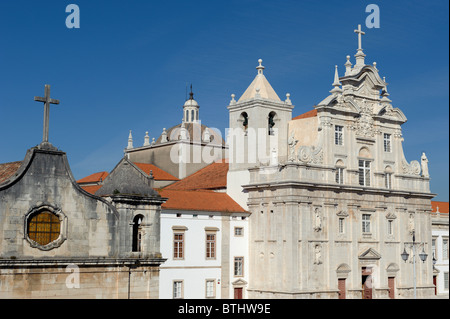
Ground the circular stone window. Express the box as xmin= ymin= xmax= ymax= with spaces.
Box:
xmin=25 ymin=205 xmax=67 ymax=250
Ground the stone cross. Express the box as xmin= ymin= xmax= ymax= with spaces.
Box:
xmin=354 ymin=24 xmax=365 ymax=51
xmin=34 ymin=84 xmax=60 ymax=144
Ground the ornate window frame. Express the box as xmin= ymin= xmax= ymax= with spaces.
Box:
xmin=24 ymin=204 xmax=68 ymax=251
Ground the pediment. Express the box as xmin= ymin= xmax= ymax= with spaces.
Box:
xmin=336 ymin=210 xmax=349 ymax=217
xmin=359 ymin=248 xmax=381 ymax=260
xmin=232 ymin=279 xmax=248 ymax=286
xmin=385 ymin=212 xmax=397 ymax=220
xmin=376 ymin=105 xmax=407 ymax=123
xmin=353 ymin=66 xmax=386 ymax=88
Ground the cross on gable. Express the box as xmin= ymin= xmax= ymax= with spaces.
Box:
xmin=34 ymin=84 xmax=60 ymax=146
xmin=354 ymin=24 xmax=365 ymax=51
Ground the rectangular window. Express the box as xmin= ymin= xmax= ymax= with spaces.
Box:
xmin=173 ymin=233 xmax=184 ymax=259
xmin=234 ymin=227 xmax=243 ymax=236
xmin=206 ymin=234 xmax=216 ymax=259
xmin=234 ymin=257 xmax=244 ymax=277
xmin=359 ymin=160 xmax=371 ymax=186
xmin=205 ymin=280 xmax=216 ymax=298
xmin=339 ymin=218 xmax=344 ymax=234
xmin=385 ymin=173 xmax=392 ymax=189
xmin=443 ymin=238 xmax=449 ymax=260
xmin=432 ymin=238 xmax=437 ymax=260
xmin=362 ymin=214 xmax=371 ymax=233
xmin=384 ymin=133 xmax=391 ymax=152
xmin=173 ymin=281 xmax=183 ymax=299
xmin=336 ymin=167 xmax=344 ymax=184
xmin=444 ymin=272 xmax=449 ymax=291
xmin=335 ymin=125 xmax=344 ymax=145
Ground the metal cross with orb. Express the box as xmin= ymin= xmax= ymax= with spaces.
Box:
xmin=34 ymin=84 xmax=60 ymax=145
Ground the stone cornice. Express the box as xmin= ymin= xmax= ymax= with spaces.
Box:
xmin=242 ymin=180 xmax=436 ymax=199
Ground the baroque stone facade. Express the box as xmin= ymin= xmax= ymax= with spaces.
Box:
xmin=227 ymin=26 xmax=435 ymax=299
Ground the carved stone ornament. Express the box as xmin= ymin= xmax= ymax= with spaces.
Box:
xmin=298 ymin=146 xmax=323 ymax=165
xmin=336 ymin=210 xmax=349 ymax=217
xmin=402 ymin=158 xmax=421 ymax=175
xmin=385 ymin=212 xmax=397 ymax=220
xmin=354 ymin=99 xmax=375 ymax=138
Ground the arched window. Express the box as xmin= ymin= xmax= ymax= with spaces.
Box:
xmin=335 ymin=160 xmax=345 ymax=184
xmin=240 ymin=112 xmax=248 ymax=131
xmin=268 ymin=112 xmax=276 ymax=135
xmin=185 ymin=110 xmax=189 ymax=122
xmin=385 ymin=166 xmax=393 ymax=189
xmin=358 ymin=147 xmax=371 ymax=186
xmin=27 ymin=211 xmax=61 ymax=246
xmin=132 ymin=215 xmax=144 ymax=252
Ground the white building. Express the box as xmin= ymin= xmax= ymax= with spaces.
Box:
xmin=431 ymin=201 xmax=449 ymax=297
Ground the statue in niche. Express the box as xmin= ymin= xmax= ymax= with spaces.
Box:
xmin=314 ymin=244 xmax=322 ymax=265
xmin=421 ymin=152 xmax=429 ymax=177
xmin=408 ymin=213 xmax=415 ymax=235
xmin=313 ymin=208 xmax=322 ymax=232
xmin=288 ymin=131 xmax=298 ymax=162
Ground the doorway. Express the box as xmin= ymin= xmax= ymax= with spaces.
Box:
xmin=388 ymin=277 xmax=395 ymax=299
xmin=362 ymin=267 xmax=372 ymax=299
xmin=234 ymin=288 xmax=243 ymax=299
xmin=338 ymin=278 xmax=346 ymax=299
xmin=433 ymin=275 xmax=437 ymax=295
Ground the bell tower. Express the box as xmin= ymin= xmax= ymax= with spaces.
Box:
xmin=226 ymin=59 xmax=294 ymax=209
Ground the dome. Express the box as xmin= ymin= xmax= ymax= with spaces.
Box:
xmin=156 ymin=123 xmax=225 ymax=146
xmin=184 ymin=98 xmax=199 ymax=107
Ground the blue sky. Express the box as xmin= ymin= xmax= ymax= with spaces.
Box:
xmin=0 ymin=0 xmax=448 ymax=201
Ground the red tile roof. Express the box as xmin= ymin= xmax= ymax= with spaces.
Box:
xmin=0 ymin=161 xmax=22 ymax=184
xmin=158 ymin=189 xmax=246 ymax=213
xmin=431 ymin=201 xmax=449 ymax=214
xmin=80 ymin=185 xmax=103 ymax=194
xmin=293 ymin=109 xmax=317 ymax=120
xmin=133 ymin=163 xmax=179 ymax=181
xmin=164 ymin=159 xmax=228 ymax=191
xmin=77 ymin=171 xmax=109 ymax=184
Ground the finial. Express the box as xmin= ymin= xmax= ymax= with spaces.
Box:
xmin=256 ymin=58 xmax=265 ymax=75
xmin=189 ymin=84 xmax=194 ymax=100
xmin=203 ymin=127 xmax=211 ymax=143
xmin=373 ymin=61 xmax=377 ymax=70
xmin=144 ymin=131 xmax=150 ymax=146
xmin=151 ymin=137 xmax=156 ymax=145
xmin=127 ymin=130 xmax=134 ymax=149
xmin=285 ymin=93 xmax=291 ymax=104
xmin=345 ymin=55 xmax=352 ymax=75
xmin=161 ymin=128 xmax=168 ymax=143
xmin=230 ymin=93 xmax=236 ymax=104
xmin=381 ymin=76 xmax=391 ymax=102
xmin=383 ymin=76 xmax=389 ymax=93
xmin=330 ymin=65 xmax=343 ymax=95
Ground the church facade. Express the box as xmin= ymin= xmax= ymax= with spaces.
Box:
xmin=226 ymin=25 xmax=435 ymax=298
